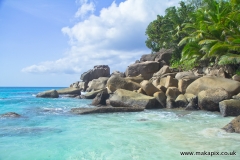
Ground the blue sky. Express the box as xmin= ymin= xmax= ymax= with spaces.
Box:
xmin=0 ymin=0 xmax=180 ymax=87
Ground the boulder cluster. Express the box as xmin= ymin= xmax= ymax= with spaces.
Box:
xmin=35 ymin=49 xmax=240 ymax=133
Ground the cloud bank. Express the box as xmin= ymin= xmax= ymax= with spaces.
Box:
xmin=22 ymin=0 xmax=180 ymax=74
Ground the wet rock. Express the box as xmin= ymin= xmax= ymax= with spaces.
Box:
xmin=198 ymin=88 xmax=229 ymax=111
xmin=175 ymin=94 xmax=188 ymax=108
xmin=36 ymin=90 xmax=59 ymax=98
xmin=222 ymin=115 xmax=240 ymax=133
xmin=71 ymin=107 xmax=144 ymax=114
xmin=185 ymin=97 xmax=198 ymax=110
xmin=219 ymin=99 xmax=240 ymax=117
xmin=153 ymin=91 xmax=166 ymax=108
xmin=92 ymin=91 xmax=109 ymax=106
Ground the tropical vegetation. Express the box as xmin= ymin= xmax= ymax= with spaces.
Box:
xmin=145 ymin=0 xmax=240 ymax=70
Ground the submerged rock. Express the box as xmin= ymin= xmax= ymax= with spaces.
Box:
xmin=0 ymin=112 xmax=21 ymax=118
xmin=36 ymin=90 xmax=59 ymax=98
xmin=222 ymin=115 xmax=240 ymax=133
xmin=71 ymin=107 xmax=144 ymax=114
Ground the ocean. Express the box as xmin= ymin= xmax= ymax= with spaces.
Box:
xmin=0 ymin=87 xmax=239 ymax=160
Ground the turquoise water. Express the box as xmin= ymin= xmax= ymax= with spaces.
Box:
xmin=0 ymin=87 xmax=240 ymax=160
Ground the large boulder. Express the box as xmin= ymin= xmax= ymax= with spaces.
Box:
xmin=166 ymin=87 xmax=180 ymax=100
xmin=222 ymin=115 xmax=240 ymax=133
xmin=80 ymin=65 xmax=110 ymax=82
xmin=87 ymin=77 xmax=109 ymax=92
xmin=108 ymin=89 xmax=160 ymax=109
xmin=153 ymin=91 xmax=166 ymax=108
xmin=140 ymin=80 xmax=160 ymax=96
xmin=78 ymin=81 xmax=88 ymax=91
xmin=57 ymin=88 xmax=81 ymax=95
xmin=186 ymin=76 xmax=240 ymax=97
xmin=84 ymin=88 xmax=107 ymax=99
xmin=178 ymin=78 xmax=196 ymax=94
xmin=154 ymin=48 xmax=173 ymax=65
xmin=36 ymin=90 xmax=59 ymax=98
xmin=219 ymin=99 xmax=240 ymax=117
xmin=106 ymin=75 xmax=141 ymax=93
xmin=71 ymin=107 xmax=144 ymax=115
xmin=125 ymin=61 xmax=160 ymax=80
xmin=92 ymin=91 xmax=109 ymax=106
xmin=164 ymin=76 xmax=178 ymax=88
xmin=198 ymin=88 xmax=229 ymax=111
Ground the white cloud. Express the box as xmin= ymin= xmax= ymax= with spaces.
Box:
xmin=75 ymin=0 xmax=95 ymax=18
xmin=22 ymin=0 xmax=180 ymax=75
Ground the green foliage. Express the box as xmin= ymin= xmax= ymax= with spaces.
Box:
xmin=145 ymin=0 xmax=240 ymax=68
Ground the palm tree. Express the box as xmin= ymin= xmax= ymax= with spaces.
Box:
xmin=179 ymin=0 xmax=240 ymax=65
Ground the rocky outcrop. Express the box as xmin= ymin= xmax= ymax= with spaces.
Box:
xmin=198 ymin=88 xmax=229 ymax=111
xmin=87 ymin=77 xmax=109 ymax=92
xmin=71 ymin=107 xmax=144 ymax=114
xmin=107 ymin=75 xmax=141 ymax=93
xmin=140 ymin=80 xmax=160 ymax=96
xmin=80 ymin=65 xmax=110 ymax=82
xmin=222 ymin=115 xmax=240 ymax=133
xmin=0 ymin=112 xmax=21 ymax=118
xmin=219 ymin=99 xmax=240 ymax=117
xmin=125 ymin=61 xmax=160 ymax=80
xmin=57 ymin=88 xmax=81 ymax=95
xmin=91 ymin=91 xmax=109 ymax=106
xmin=84 ymin=88 xmax=107 ymax=99
xmin=36 ymin=90 xmax=59 ymax=98
xmin=108 ymin=89 xmax=160 ymax=109
xmin=186 ymin=76 xmax=240 ymax=97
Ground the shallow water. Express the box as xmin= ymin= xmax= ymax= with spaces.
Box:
xmin=0 ymin=87 xmax=239 ymax=160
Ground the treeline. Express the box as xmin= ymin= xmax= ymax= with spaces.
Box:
xmin=145 ymin=0 xmax=240 ymax=70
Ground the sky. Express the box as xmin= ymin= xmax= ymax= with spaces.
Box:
xmin=0 ymin=0 xmax=180 ymax=87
